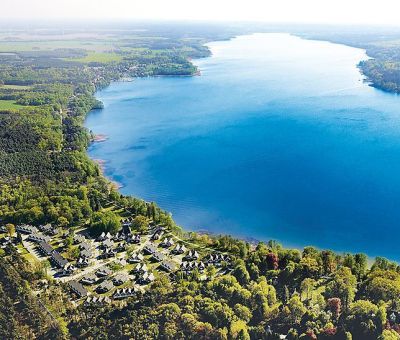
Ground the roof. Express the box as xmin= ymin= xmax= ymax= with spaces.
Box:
xmin=102 ymin=239 xmax=113 ymax=248
xmin=152 ymin=251 xmax=165 ymax=261
xmin=161 ymin=260 xmax=176 ymax=271
xmin=97 ymin=280 xmax=113 ymax=291
xmin=51 ymin=251 xmax=68 ymax=267
xmin=113 ymin=273 xmax=129 ymax=283
xmin=74 ymin=234 xmax=86 ymax=242
xmin=143 ymin=243 xmax=157 ymax=254
xmin=96 ymin=266 xmax=112 ymax=276
xmin=81 ymin=273 xmax=97 ymax=282
xmin=80 ymin=249 xmax=92 ymax=258
xmin=38 ymin=241 xmax=53 ymax=254
xmin=41 ymin=224 xmax=52 ymax=232
xmin=16 ymin=224 xmax=37 ymax=233
xmin=68 ymin=280 xmax=88 ymax=297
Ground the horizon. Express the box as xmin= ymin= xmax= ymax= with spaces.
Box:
xmin=2 ymin=0 xmax=400 ymax=26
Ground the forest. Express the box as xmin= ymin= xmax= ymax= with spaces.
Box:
xmin=1 ymin=23 xmax=400 ymax=340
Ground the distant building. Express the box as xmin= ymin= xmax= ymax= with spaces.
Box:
xmin=184 ymin=250 xmax=199 ymax=261
xmin=80 ymin=274 xmax=97 ymax=285
xmin=84 ymin=295 xmax=111 ymax=306
xmin=133 ymin=263 xmax=148 ymax=274
xmin=160 ymin=237 xmax=174 ymax=248
xmin=171 ymin=244 xmax=186 ymax=255
xmin=27 ymin=233 xmax=51 ymax=243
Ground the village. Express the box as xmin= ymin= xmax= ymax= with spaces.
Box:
xmin=0 ymin=212 xmax=233 ymax=307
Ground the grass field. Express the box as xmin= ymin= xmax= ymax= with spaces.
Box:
xmin=0 ymin=84 xmax=32 ymax=90
xmin=0 ymin=99 xmax=24 ymax=110
xmin=65 ymin=52 xmax=123 ymax=63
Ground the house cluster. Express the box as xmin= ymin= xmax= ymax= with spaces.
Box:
xmin=73 ymin=234 xmax=94 ymax=268
xmin=84 ymin=295 xmax=111 ymax=306
xmin=131 ymin=261 xmax=155 ymax=284
xmin=97 ymin=227 xmax=141 ymax=259
xmin=0 ymin=235 xmax=13 ymax=248
xmin=15 ymin=224 xmax=51 ymax=243
xmin=113 ymin=287 xmax=138 ymax=300
xmin=205 ymin=253 xmax=232 ymax=266
xmin=180 ymin=261 xmax=206 ymax=273
xmin=38 ymin=224 xmax=59 ymax=236
xmin=37 ymin=241 xmax=75 ymax=275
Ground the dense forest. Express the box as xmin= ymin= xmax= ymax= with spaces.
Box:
xmin=1 ymin=24 xmax=400 ymax=340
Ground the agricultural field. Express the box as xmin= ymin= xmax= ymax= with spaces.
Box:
xmin=64 ymin=51 xmax=123 ymax=63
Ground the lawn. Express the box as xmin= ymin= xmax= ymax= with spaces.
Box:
xmin=0 ymin=99 xmax=24 ymax=110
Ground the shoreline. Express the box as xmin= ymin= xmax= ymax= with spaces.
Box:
xmin=92 ymin=158 xmax=123 ymax=190
xmin=91 ymin=133 xmax=108 ymax=143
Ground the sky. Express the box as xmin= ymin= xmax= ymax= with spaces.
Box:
xmin=2 ymin=0 xmax=400 ymax=25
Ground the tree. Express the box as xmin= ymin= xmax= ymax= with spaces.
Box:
xmin=300 ymin=278 xmax=316 ymax=301
xmin=232 ymin=261 xmax=250 ymax=285
xmin=266 ymin=252 xmax=279 ymax=270
xmin=326 ymin=267 xmax=357 ymax=310
xmin=230 ymin=320 xmax=250 ymax=340
xmin=132 ymin=215 xmax=149 ymax=234
xmin=57 ymin=216 xmax=69 ymax=228
xmin=378 ymin=330 xmax=400 ymax=340
xmin=41 ymin=259 xmax=51 ymax=277
xmin=5 ymin=223 xmax=15 ymax=238
xmin=366 ymin=269 xmax=400 ymax=307
xmin=233 ymin=304 xmax=252 ymax=323
xmin=327 ymin=298 xmax=341 ymax=319
xmin=345 ymin=300 xmax=380 ymax=340
xmin=284 ymin=294 xmax=306 ymax=324
xmin=90 ymin=210 xmax=120 ymax=234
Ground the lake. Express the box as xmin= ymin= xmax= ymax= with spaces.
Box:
xmin=86 ymin=33 xmax=400 ymax=260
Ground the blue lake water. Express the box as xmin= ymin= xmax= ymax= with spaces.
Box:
xmin=86 ymin=33 xmax=400 ymax=260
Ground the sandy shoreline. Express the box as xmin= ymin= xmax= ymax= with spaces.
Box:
xmin=92 ymin=134 xmax=108 ymax=142
xmin=92 ymin=158 xmax=123 ymax=190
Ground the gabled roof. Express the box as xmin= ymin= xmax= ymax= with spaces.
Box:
xmin=160 ymin=260 xmax=176 ymax=272
xmin=102 ymin=239 xmax=113 ymax=248
xmin=96 ymin=266 xmax=112 ymax=276
xmin=80 ymin=249 xmax=92 ymax=258
xmin=51 ymin=251 xmax=68 ymax=267
xmin=113 ymin=273 xmax=129 ymax=284
xmin=143 ymin=243 xmax=157 ymax=254
xmin=37 ymin=241 xmax=53 ymax=255
xmin=97 ymin=280 xmax=113 ymax=292
xmin=68 ymin=280 xmax=88 ymax=297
